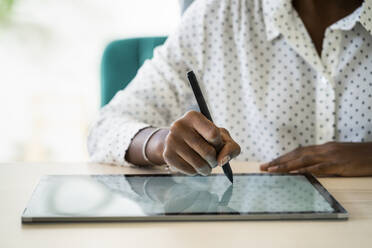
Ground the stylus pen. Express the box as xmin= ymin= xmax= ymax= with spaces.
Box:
xmin=187 ymin=71 xmax=234 ymax=183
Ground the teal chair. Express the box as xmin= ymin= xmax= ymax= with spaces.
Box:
xmin=100 ymin=36 xmax=167 ymax=106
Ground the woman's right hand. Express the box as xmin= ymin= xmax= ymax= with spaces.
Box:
xmin=161 ymin=110 xmax=241 ymax=176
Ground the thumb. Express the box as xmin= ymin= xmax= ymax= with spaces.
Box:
xmin=216 ymin=128 xmax=241 ymax=166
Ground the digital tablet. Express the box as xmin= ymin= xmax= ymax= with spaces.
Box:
xmin=22 ymin=173 xmax=348 ymax=223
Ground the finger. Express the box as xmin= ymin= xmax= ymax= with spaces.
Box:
xmin=267 ymin=155 xmax=319 ymax=173
xmin=163 ymin=149 xmax=197 ymax=176
xmin=260 ymin=146 xmax=303 ymax=171
xmin=297 ymin=162 xmax=335 ymax=176
xmin=183 ymin=129 xmax=218 ymax=168
xmin=185 ymin=111 xmax=223 ymax=147
xmin=169 ymin=115 xmax=217 ymax=168
xmin=176 ymin=144 xmax=212 ymax=176
xmin=217 ymin=129 xmax=241 ymax=166
xmin=168 ymin=134 xmax=212 ymax=176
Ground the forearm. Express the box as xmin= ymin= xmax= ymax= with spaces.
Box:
xmin=125 ymin=127 xmax=169 ymax=166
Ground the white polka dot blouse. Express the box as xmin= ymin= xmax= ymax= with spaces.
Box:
xmin=88 ymin=0 xmax=372 ymax=166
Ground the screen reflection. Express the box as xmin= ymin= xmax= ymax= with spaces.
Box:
xmin=94 ymin=175 xmax=237 ymax=215
xmin=23 ymin=174 xmax=334 ymax=218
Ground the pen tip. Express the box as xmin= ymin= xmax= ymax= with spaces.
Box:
xmin=222 ymin=163 xmax=234 ymax=184
xmin=228 ymin=176 xmax=233 ymax=184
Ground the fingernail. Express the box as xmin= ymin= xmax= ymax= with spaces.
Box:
xmin=260 ymin=163 xmax=269 ymax=171
xmin=260 ymin=163 xmax=269 ymax=168
xmin=198 ymin=166 xmax=211 ymax=176
xmin=186 ymin=171 xmax=197 ymax=176
xmin=207 ymin=157 xmax=218 ymax=168
xmin=219 ymin=155 xmax=230 ymax=167
xmin=268 ymin=166 xmax=279 ymax=172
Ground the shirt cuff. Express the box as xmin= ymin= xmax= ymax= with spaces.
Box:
xmin=90 ymin=121 xmax=150 ymax=167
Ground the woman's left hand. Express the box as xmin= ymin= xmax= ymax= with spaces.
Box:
xmin=260 ymin=142 xmax=372 ymax=176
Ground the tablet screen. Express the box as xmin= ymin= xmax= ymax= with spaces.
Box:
xmin=23 ymin=173 xmax=347 ymax=221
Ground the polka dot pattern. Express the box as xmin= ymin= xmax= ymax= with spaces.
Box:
xmin=88 ymin=0 xmax=372 ymax=166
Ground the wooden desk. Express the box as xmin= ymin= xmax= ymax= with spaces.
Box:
xmin=1 ymin=162 xmax=372 ymax=248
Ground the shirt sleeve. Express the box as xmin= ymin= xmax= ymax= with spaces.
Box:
xmin=87 ymin=0 xmax=217 ymax=166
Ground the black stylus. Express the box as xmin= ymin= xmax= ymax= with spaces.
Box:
xmin=187 ymin=71 xmax=234 ymax=183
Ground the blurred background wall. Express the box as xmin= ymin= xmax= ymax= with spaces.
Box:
xmin=0 ymin=0 xmax=181 ymax=162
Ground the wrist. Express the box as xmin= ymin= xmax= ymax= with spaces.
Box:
xmin=146 ymin=128 xmax=169 ymax=165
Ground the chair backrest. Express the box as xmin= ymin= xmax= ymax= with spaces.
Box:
xmin=179 ymin=0 xmax=195 ymax=14
xmin=100 ymin=36 xmax=167 ymax=106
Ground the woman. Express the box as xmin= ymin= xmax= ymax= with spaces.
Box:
xmin=88 ymin=0 xmax=372 ymax=176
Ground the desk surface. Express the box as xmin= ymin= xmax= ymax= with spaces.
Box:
xmin=1 ymin=161 xmax=372 ymax=248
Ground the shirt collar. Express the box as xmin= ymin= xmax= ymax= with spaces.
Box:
xmin=358 ymin=0 xmax=372 ymax=36
xmin=329 ymin=6 xmax=362 ymax=31
xmin=262 ymin=0 xmax=288 ymax=41
xmin=262 ymin=0 xmax=372 ymax=41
